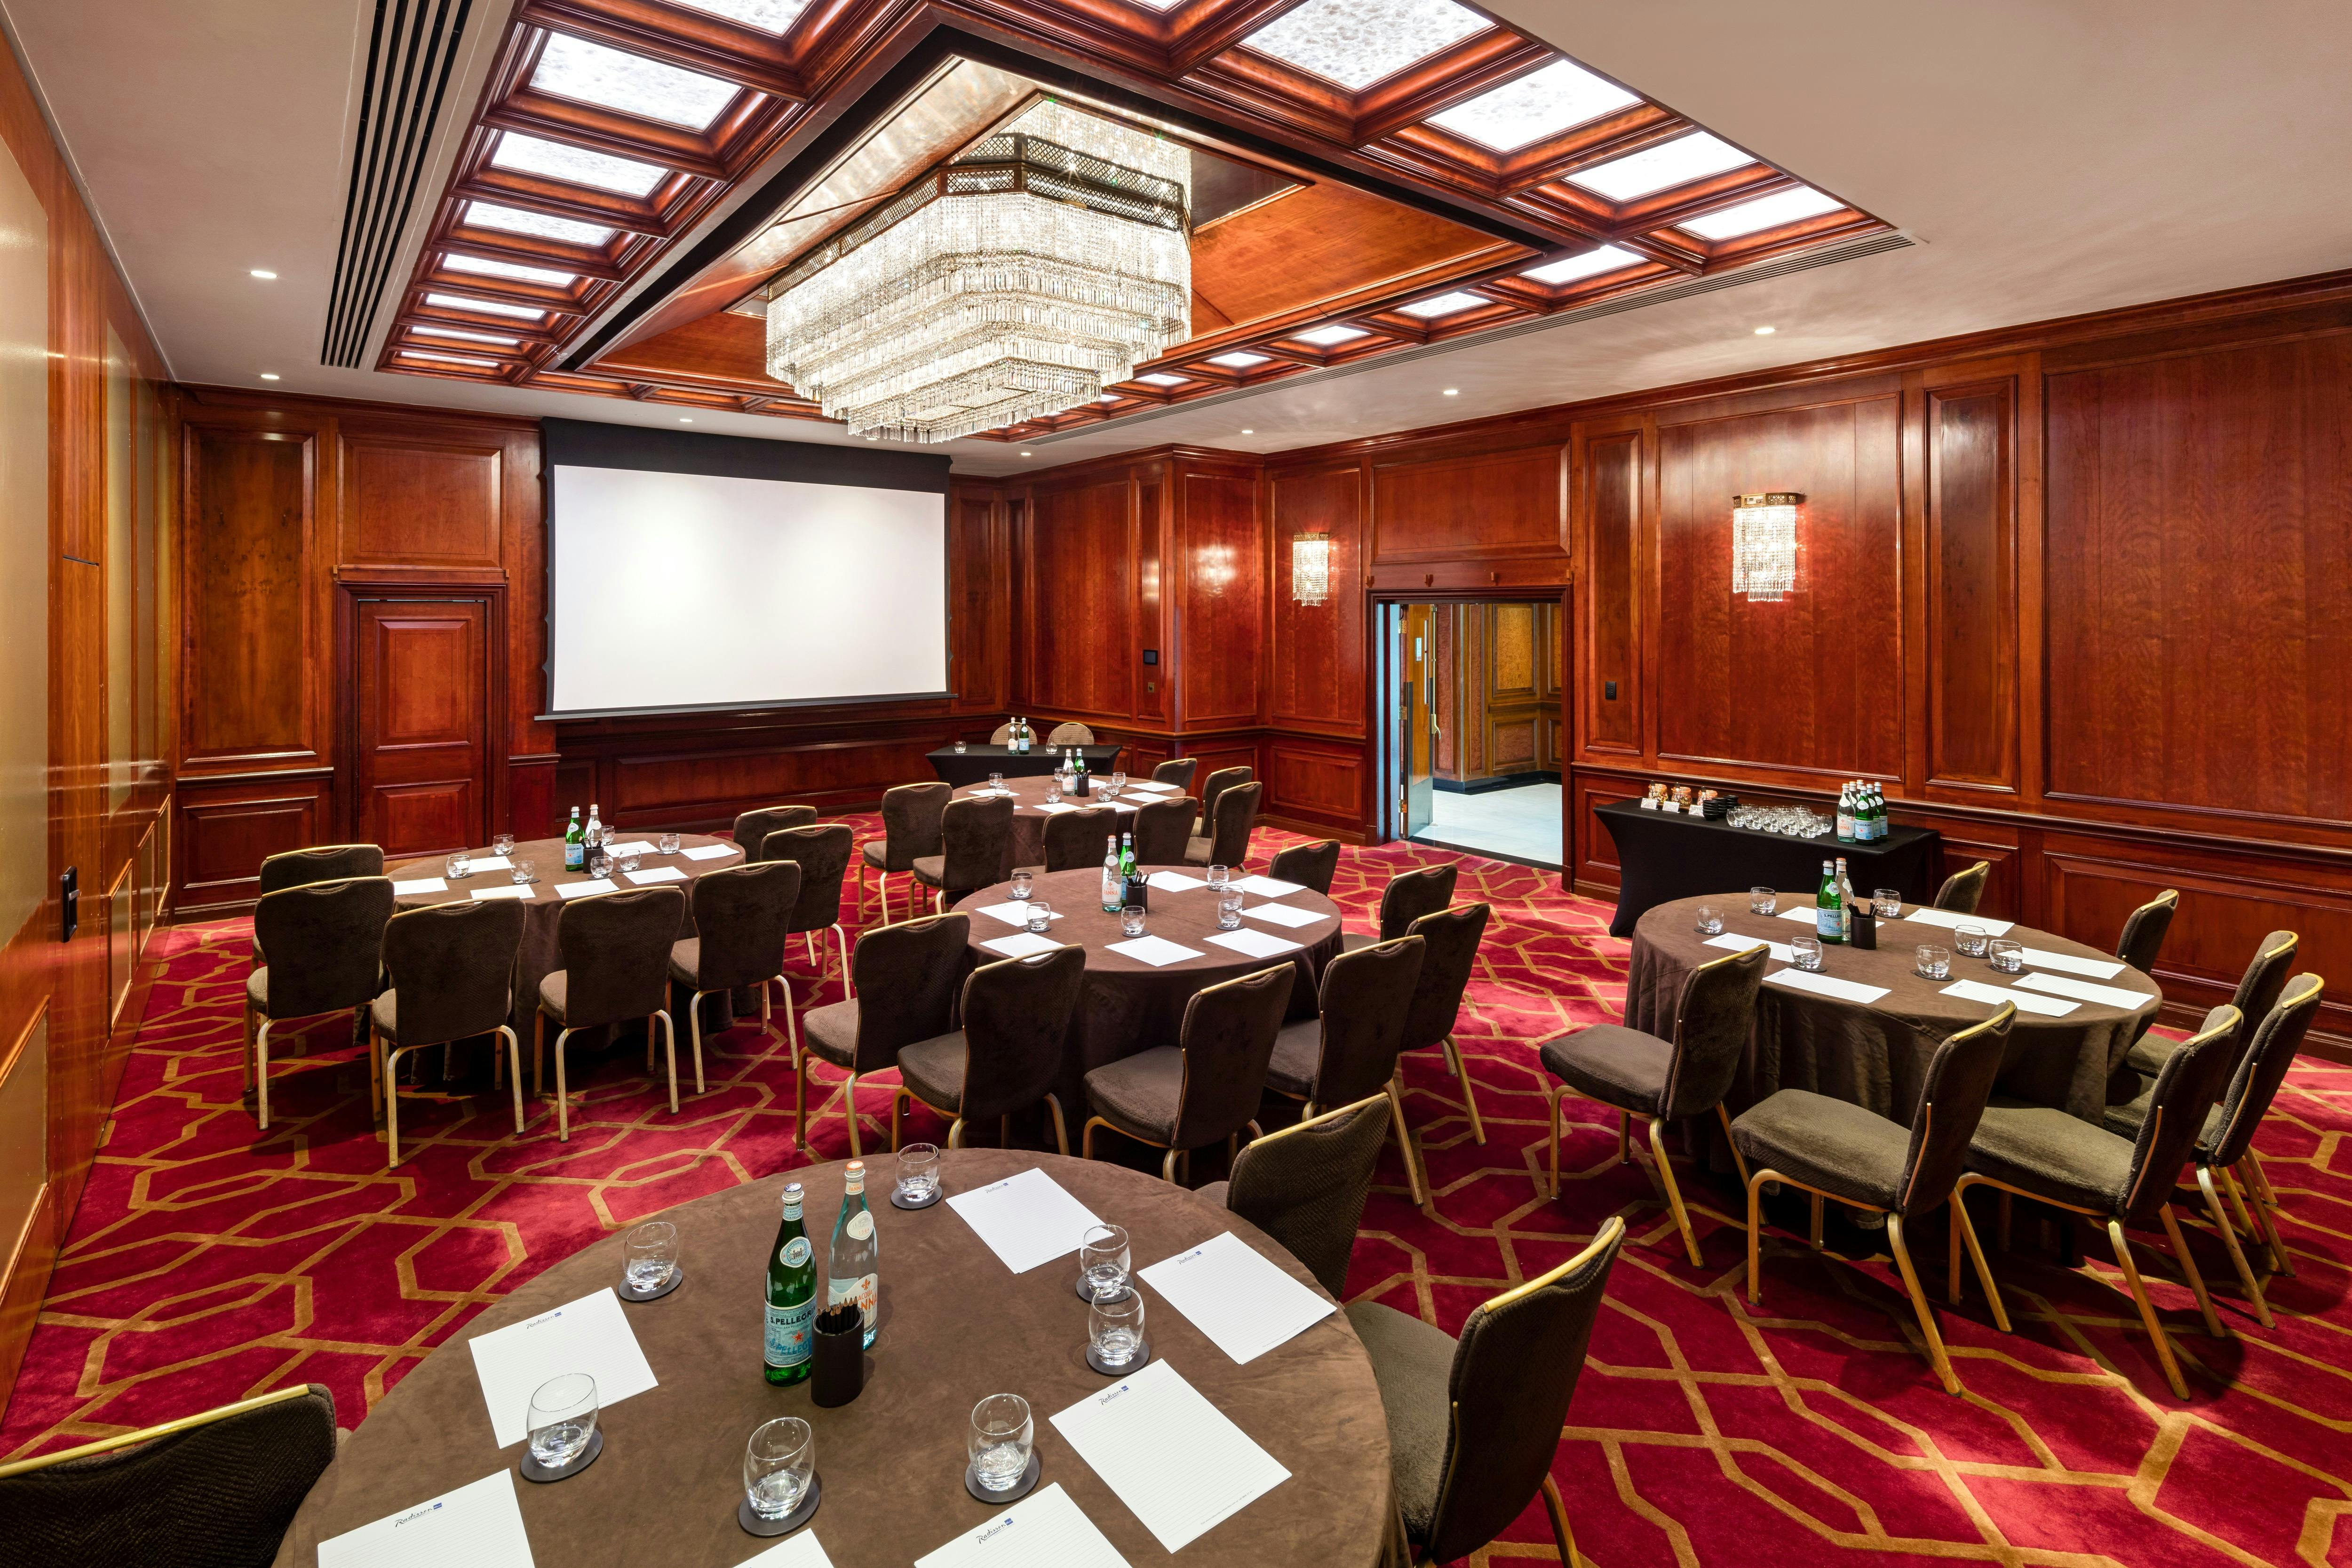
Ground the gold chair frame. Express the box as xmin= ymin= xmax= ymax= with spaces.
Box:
xmin=533 ymin=1008 xmax=679 ymax=1143
xmin=1549 ymin=1099 xmax=1746 ymax=1270
xmin=0 ymin=1383 xmax=319 ymax=1480
xmin=372 ymin=1016 xmax=524 ymax=1168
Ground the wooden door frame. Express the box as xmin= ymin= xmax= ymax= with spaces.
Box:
xmin=333 ymin=578 xmax=509 ymax=850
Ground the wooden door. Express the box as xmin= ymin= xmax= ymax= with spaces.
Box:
xmin=350 ymin=595 xmax=491 ymax=858
xmin=1401 ymin=603 xmax=1435 ymax=837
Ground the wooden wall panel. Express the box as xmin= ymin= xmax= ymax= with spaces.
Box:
xmin=1267 ymin=463 xmax=1363 ymax=738
xmin=177 ymin=776 xmax=328 ymax=908
xmin=1925 ymin=378 xmax=2018 ymax=793
xmin=1176 ymin=470 xmax=1262 ymax=727
xmin=1027 ymin=478 xmax=1133 ymax=722
xmin=336 ymin=430 xmax=503 ymax=572
xmin=948 ymin=486 xmax=1010 ymax=716
xmin=1370 ymin=442 xmax=1565 ymax=565
xmin=1263 ymin=737 xmax=1362 ymax=831
xmin=183 ymin=429 xmax=316 ymax=767
xmin=1578 ymin=426 xmax=1640 ymax=754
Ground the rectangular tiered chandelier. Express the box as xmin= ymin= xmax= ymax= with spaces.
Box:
xmin=763 ymin=99 xmax=1192 ymax=443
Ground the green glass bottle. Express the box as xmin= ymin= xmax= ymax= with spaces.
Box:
xmin=763 ymin=1182 xmax=816 ymax=1385
xmin=563 ymin=806 xmax=584 ymax=871
xmin=1815 ymin=858 xmax=1843 ymax=944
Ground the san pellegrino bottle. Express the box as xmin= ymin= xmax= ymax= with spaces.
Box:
xmin=1836 ymin=856 xmax=1855 ymax=941
xmin=764 ymin=1182 xmax=816 ymax=1385
xmin=1117 ymin=830 xmax=1138 ymax=896
xmin=1816 ymin=859 xmax=1843 ymax=943
xmin=1101 ymin=835 xmax=1124 ymax=913
xmin=1835 ymin=783 xmax=1855 ymax=843
xmin=828 ymin=1160 xmax=879 ymax=1349
xmin=1868 ymin=785 xmax=1887 ymax=842
xmin=564 ymin=806 xmax=584 ymax=870
xmin=585 ymin=802 xmax=604 ymax=850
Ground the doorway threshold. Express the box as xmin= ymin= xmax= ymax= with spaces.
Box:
xmin=1408 ymin=833 xmax=1564 ymax=873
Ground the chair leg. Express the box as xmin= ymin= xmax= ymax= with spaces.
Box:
xmin=1808 ymin=1194 xmax=1825 ymax=1250
xmin=2157 ymin=1202 xmax=2224 ymax=1338
xmin=2246 ymin=1146 xmax=2284 ymax=1212
xmin=880 ymin=873 xmax=893 ymax=930
xmin=1547 ymin=1087 xmax=1565 ymax=1200
xmin=688 ymin=991 xmax=709 ymax=1095
xmin=645 ymin=1014 xmax=657 ymax=1074
xmin=1996 ymin=1190 xmax=2012 ymax=1251
xmin=1644 ymin=1116 xmax=1705 ymax=1268
xmin=1441 ymin=1036 xmax=1486 ymax=1145
xmin=499 ymin=1027 xmax=524 ymax=1134
xmin=658 ymin=1011 xmax=679 ymax=1115
xmin=779 ymin=976 xmax=802 ymax=1070
xmin=1540 ymin=1474 xmax=1579 ymax=1568
xmin=947 ymin=1117 xmax=965 ymax=1150
xmin=1951 ymin=1189 xmax=2010 ymax=1333
xmin=1043 ymin=1094 xmax=1070 ymax=1157
xmin=383 ymin=1044 xmax=404 ymax=1168
xmin=1887 ymin=1213 xmax=1960 ymax=1396
xmin=2231 ymin=1163 xmax=2293 ymax=1277
xmin=795 ymin=1052 xmax=810 ymax=1153
xmin=2197 ymin=1166 xmax=2272 ymax=1329
xmin=1161 ymin=1146 xmax=1180 ymax=1183
xmin=555 ymin=1028 xmax=575 ymax=1143
xmin=842 ymin=1070 xmax=862 ymax=1158
xmin=1617 ymin=1110 xmax=1629 ymax=1165
xmin=2108 ymin=1218 xmax=2190 ymax=1399
xmin=532 ymin=1012 xmax=546 ymax=1098
xmin=367 ymin=1021 xmax=385 ymax=1124
xmin=833 ymin=924 xmax=852 ymax=999
xmin=241 ymin=998 xmax=255 ymax=1092
xmin=1715 ymin=1104 xmax=1752 ymax=1192
xmin=1388 ymin=1078 xmax=1426 ymax=1206
xmin=255 ymin=1019 xmax=274 ymax=1130
xmin=1745 ymin=1167 xmax=1772 ymax=1305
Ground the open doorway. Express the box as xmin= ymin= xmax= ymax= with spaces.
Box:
xmin=1377 ymin=598 xmax=1564 ymax=868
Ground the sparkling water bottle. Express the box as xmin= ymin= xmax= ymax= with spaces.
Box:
xmin=827 ymin=1160 xmax=879 ymax=1349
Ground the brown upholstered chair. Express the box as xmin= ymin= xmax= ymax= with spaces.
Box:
xmin=733 ymin=805 xmax=819 ymax=861
xmin=257 ymin=844 xmax=383 ymax=899
xmin=0 ymin=1381 xmax=338 ymax=1568
xmin=911 ymin=794 xmax=1014 ymax=910
xmin=1196 ymin=1094 xmax=1392 ymax=1299
xmin=1046 ymin=721 xmax=1096 ymax=745
xmin=1193 ymin=765 xmax=1252 ymax=835
xmin=1129 ymin=796 xmax=1196 ymax=865
xmin=1953 ymin=1004 xmax=2241 ymax=1400
xmin=2123 ymin=928 xmax=2295 ymax=1084
xmin=1082 ymin=964 xmax=1295 ymax=1183
xmin=246 ymin=876 xmax=396 ymax=1130
xmin=534 ymin=886 xmax=687 ymax=1142
xmin=1393 ymin=902 xmax=1493 ymax=1162
xmin=1347 ymin=1216 xmax=1626 ymax=1567
xmin=798 ymin=913 xmax=969 ymax=1157
xmin=858 ymin=782 xmax=950 ymax=928
xmin=1732 ymin=1004 xmax=2016 ymax=1395
xmin=669 ymin=859 xmax=800 ymax=1085
xmin=371 ymin=899 xmax=527 ymax=1166
xmin=1932 ymin=860 xmax=1990 ymax=915
xmin=1183 ymin=780 xmax=1261 ymax=868
xmin=761 ymin=823 xmax=855 ymax=1003
xmin=1343 ymin=863 xmax=1458 ymax=954
xmin=1539 ymin=941 xmax=1767 ymax=1264
xmin=1151 ymin=757 xmax=1199 ymax=794
xmin=1267 ymin=839 xmax=1341 ymax=896
xmin=1034 ymin=806 xmax=1119 ymax=874
xmin=1265 ymin=935 xmax=1428 ymax=1202
xmin=892 ymin=943 xmax=1086 ymax=1154
xmin=2116 ymin=889 xmax=2179 ymax=973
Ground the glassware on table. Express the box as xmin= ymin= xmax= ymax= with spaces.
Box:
xmin=1987 ymin=939 xmax=2024 ymax=975
xmin=1110 ymin=772 xmax=1127 ymax=796
xmin=1206 ymin=864 xmax=1230 ymax=891
xmin=969 ymin=1394 xmax=1033 ymax=1494
xmin=618 ymin=850 xmax=642 ymax=875
xmin=1043 ymin=781 xmax=1061 ymax=804
xmin=1079 ymin=1223 xmax=1130 ymax=1301
xmin=897 ymin=1143 xmax=939 ymax=1204
xmin=1874 ymin=888 xmax=1903 ymax=919
xmin=1792 ymin=935 xmax=1823 ymax=972
xmin=659 ymin=832 xmax=680 ymax=856
xmin=744 ymin=1416 xmax=814 ymax=1521
xmin=1089 ymin=1291 xmax=1146 ymax=1369
xmin=588 ymin=850 xmax=613 ymax=880
xmin=492 ymin=833 xmax=516 ymax=858
xmin=513 ymin=859 xmax=536 ymax=886
xmin=622 ymin=1220 xmax=678 ymax=1294
xmin=1009 ymin=871 xmax=1033 ymax=902
xmin=1120 ymin=904 xmax=1146 ymax=938
xmin=1216 ymin=891 xmax=1243 ymax=931
xmin=1915 ymin=944 xmax=1952 ymax=981
xmin=987 ymin=771 xmax=1005 ymax=792
xmin=954 ymin=740 xmax=968 ymax=755
xmin=1955 ymin=924 xmax=1989 ymax=958
xmin=445 ymin=851 xmax=472 ymax=880
xmin=1025 ymin=900 xmax=1053 ymax=935
xmin=1749 ymin=886 xmax=1777 ymax=915
xmin=1693 ymin=905 xmax=1724 ymax=936
xmin=526 ymin=1373 xmax=598 ymax=1471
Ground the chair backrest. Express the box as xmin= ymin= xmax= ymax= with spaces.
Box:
xmin=1397 ymin=903 xmax=1489 ymax=1055
xmin=958 ymin=943 xmax=1087 ymax=1124
xmin=1895 ymin=1003 xmax=2015 ymax=1214
xmin=2117 ymin=1003 xmax=2241 ymax=1226
xmin=1933 ymin=860 xmax=1989 ymax=915
xmin=1425 ymin=1217 xmax=1626 ymax=1564
xmin=875 ymin=783 xmax=952 ymax=872
xmin=1047 ymin=721 xmax=1095 ymax=745
xmin=2115 ymin=889 xmax=2179 ymax=973
xmin=1222 ymin=1095 xmax=1391 ymax=1299
xmin=1303 ymin=936 xmax=1424 ymax=1107
xmin=379 ymin=899 xmax=524 ymax=1049
xmin=257 ymin=844 xmax=383 ymax=899
xmin=2226 ymin=930 xmax=2299 ymax=1062
xmin=554 ymin=886 xmax=686 ymax=1029
xmin=1151 ymin=757 xmax=1199 ymax=793
xmin=2206 ymin=973 xmax=2324 ymax=1168
xmin=1206 ymin=780 xmax=1262 ymax=868
xmin=848 ymin=913 xmax=971 ymax=1073
xmin=1041 ymin=807 xmax=1118 ymax=873
xmin=938 ymin=795 xmax=1015 ymax=893
xmin=685 ymin=860 xmax=802 ymax=993
xmin=988 ymin=721 xmax=1015 ymax=744
xmin=1656 ymin=942 xmax=1769 ymax=1121
xmin=1130 ymin=796 xmax=1196 ymax=865
xmin=1268 ymin=839 xmax=1341 ymax=896
xmin=734 ymin=805 xmax=818 ymax=861
xmin=762 ymin=823 xmax=852 ymax=933
xmin=253 ymin=877 xmax=396 ymax=1020
xmin=1170 ymin=964 xmax=1295 ymax=1150
xmin=1379 ymin=864 xmax=1459 ymax=943
xmin=1197 ymin=766 xmax=1252 ymax=827
xmin=0 ymin=1383 xmax=338 ymax=1568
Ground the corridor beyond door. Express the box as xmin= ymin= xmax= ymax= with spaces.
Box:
xmin=1403 ymin=600 xmax=1564 ymax=869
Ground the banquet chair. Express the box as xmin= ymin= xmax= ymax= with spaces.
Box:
xmin=800 ymin=913 xmax=969 ymax=1157
xmin=1194 ymin=765 xmax=1252 ymax=834
xmin=246 ymin=875 xmax=396 ymax=1130
xmin=1264 ymin=936 xmax=1427 ymax=1202
xmin=2122 ymin=928 xmax=2295 ymax=1082
xmin=1732 ymin=1004 xmax=2016 ymax=1395
xmin=912 ymin=794 xmax=1015 ymax=910
xmin=1951 ymin=1004 xmax=2241 ymax=1400
xmin=2116 ymin=889 xmax=2180 ymax=973
xmin=1130 ymin=796 xmax=1195 ymax=865
xmin=372 ymin=899 xmax=527 ymax=1167
xmin=1034 ymin=806 xmax=1119 ymax=874
xmin=0 ymin=1381 xmax=338 ymax=1568
xmin=761 ymin=823 xmax=855 ymax=1002
xmin=534 ymin=885 xmax=687 ymax=1142
xmin=734 ymin=804 xmax=818 ymax=861
xmin=892 ymin=942 xmax=1086 ymax=1154
xmin=1347 ymin=1216 xmax=1625 ymax=1568
xmin=1047 ymin=721 xmax=1096 ymax=745
xmin=1081 ymin=964 xmax=1295 ymax=1183
xmin=1343 ymin=863 xmax=1458 ymax=954
xmin=1538 ymin=942 xmax=1767 ymax=1266
xmin=857 ymin=781 xmax=949 ymax=928
xmin=1395 ymin=902 xmax=1494 ymax=1162
xmin=1197 ymin=1094 xmax=1392 ymax=1299
xmin=669 ymin=859 xmax=801 ymax=1081
xmin=1151 ymin=757 xmax=1199 ymax=794
xmin=1183 ymin=780 xmax=1261 ymax=868
xmin=1268 ymin=839 xmax=1341 ymax=896
xmin=1932 ymin=860 xmax=1990 ymax=915
xmin=251 ymin=844 xmax=383 ymax=962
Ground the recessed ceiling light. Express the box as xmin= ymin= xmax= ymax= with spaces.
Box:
xmin=1241 ymin=429 xmax=1254 ymax=435
xmin=1519 ymin=244 xmax=1642 ymax=286
xmin=464 ymin=201 xmax=614 ymax=248
xmin=491 ymin=131 xmax=668 ymax=198
xmin=1424 ymin=58 xmax=1640 ymax=152
xmin=397 ymin=350 xmax=500 ymax=367
xmin=1680 ymin=186 xmax=1844 ymax=241
xmin=1137 ymin=372 xmax=1187 ymax=387
xmin=424 ymin=291 xmax=546 ymax=321
xmin=1243 ymin=0 xmax=1489 ymax=91
xmin=665 ymin=0 xmax=810 ymax=34
xmin=1099 ymin=395 xmax=1118 ymax=403
xmin=445 ymin=253 xmax=577 ymax=287
xmin=1754 ymin=325 xmax=1776 ymax=335
xmin=530 ymin=33 xmax=739 ymax=132
xmin=1020 ymin=451 xmax=1033 ymax=457
xmin=1207 ymin=351 xmax=1271 ymax=369
xmin=1565 ymin=131 xmax=1756 ymax=201
xmin=679 ymin=417 xmax=693 ymax=423
xmin=258 ymin=372 xmax=280 ymax=381
xmin=1294 ymin=324 xmax=1369 ymax=348
xmin=249 ymin=269 xmax=277 ymax=280
xmin=1399 ymin=291 xmax=1485 ymax=319
xmin=1442 ymin=388 xmax=1459 ymax=396
xmin=414 ymin=325 xmax=521 ymax=346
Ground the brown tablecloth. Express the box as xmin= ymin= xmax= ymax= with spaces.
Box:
xmin=1627 ymin=895 xmax=2162 ymax=1166
xmin=954 ymin=867 xmax=1344 ymax=1116
xmin=952 ymin=775 xmax=1159 ymax=879
xmin=270 ymin=1150 xmax=1389 ymax=1568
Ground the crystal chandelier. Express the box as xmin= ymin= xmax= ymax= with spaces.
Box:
xmin=763 ymin=99 xmax=1192 ymax=443
xmin=1291 ymin=532 xmax=1331 ymax=606
xmin=1730 ymin=492 xmax=1805 ymax=601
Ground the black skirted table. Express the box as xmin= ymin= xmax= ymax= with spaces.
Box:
xmin=1595 ymin=800 xmax=1940 ymax=938
xmin=929 ymin=743 xmax=1123 ymax=786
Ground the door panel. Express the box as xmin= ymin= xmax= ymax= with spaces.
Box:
xmin=1403 ymin=604 xmax=1435 ymax=836
xmin=352 ymin=598 xmax=490 ymax=858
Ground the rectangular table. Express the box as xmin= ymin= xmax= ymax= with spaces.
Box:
xmin=928 ymin=743 xmax=1122 ymax=787
xmin=1595 ymin=799 xmax=1940 ymax=937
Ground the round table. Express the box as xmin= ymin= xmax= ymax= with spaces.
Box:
xmin=954 ymin=867 xmax=1344 ymax=1117
xmin=269 ymin=1150 xmax=1390 ymax=1568
xmin=951 ymin=775 xmax=1168 ymax=880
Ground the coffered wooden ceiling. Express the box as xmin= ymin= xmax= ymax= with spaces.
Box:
xmin=381 ymin=0 xmax=1888 ymax=439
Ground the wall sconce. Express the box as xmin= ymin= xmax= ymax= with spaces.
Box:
xmin=1291 ymin=532 xmax=1331 ymax=606
xmin=1730 ymin=493 xmax=1804 ymax=602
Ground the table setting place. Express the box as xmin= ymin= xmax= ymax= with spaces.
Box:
xmin=973 ymin=864 xmax=1319 ymax=966
xmin=390 ymin=831 xmax=731 ymax=905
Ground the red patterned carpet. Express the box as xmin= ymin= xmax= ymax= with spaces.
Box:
xmin=5 ymin=818 xmax=2347 ymax=1566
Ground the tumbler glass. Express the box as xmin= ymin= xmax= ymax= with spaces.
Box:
xmin=1749 ymin=886 xmax=1777 ymax=915
xmin=1693 ymin=905 xmax=1724 ymax=936
xmin=1025 ymin=900 xmax=1053 ymax=935
xmin=1955 ymin=924 xmax=1989 ymax=958
xmin=1915 ymin=945 xmax=1952 ymax=981
xmin=621 ymin=1220 xmax=677 ymax=1294
xmin=1089 ymin=1292 xmax=1146 ymax=1369
xmin=744 ymin=1417 xmax=813 ymax=1520
xmin=1874 ymin=888 xmax=1903 ymax=919
xmin=1216 ymin=891 xmax=1243 ymax=931
xmin=897 ymin=1143 xmax=940 ymax=1204
xmin=1792 ymin=936 xmax=1823 ymax=972
xmin=513 ymin=859 xmax=536 ymax=886
xmin=987 ymin=772 xmax=1005 ymax=792
xmin=445 ymin=851 xmax=472 ymax=880
xmin=1206 ymin=865 xmax=1230 ymax=891
xmin=1009 ymin=871 xmax=1033 ymax=902
xmin=1987 ymin=939 xmax=2024 ymax=975
xmin=954 ymin=741 xmax=968 ymax=755
xmin=1078 ymin=1224 xmax=1130 ymax=1302
xmin=526 ymin=1374 xmax=597 ymax=1471
xmin=658 ymin=832 xmax=680 ymax=856
xmin=1120 ymin=905 xmax=1145 ymax=938
xmin=492 ymin=833 xmax=516 ymax=858
xmin=969 ymin=1394 xmax=1033 ymax=1493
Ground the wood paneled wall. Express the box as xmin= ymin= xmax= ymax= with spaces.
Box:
xmin=1433 ymin=602 xmax=1562 ymax=786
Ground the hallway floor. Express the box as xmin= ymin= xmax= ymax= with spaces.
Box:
xmin=1413 ymin=780 xmax=1563 ymax=866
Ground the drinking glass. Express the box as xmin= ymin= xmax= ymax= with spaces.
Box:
xmin=1915 ymin=944 xmax=1952 ymax=981
xmin=445 ymin=851 xmax=472 ymax=880
xmin=658 ymin=832 xmax=680 ymax=856
xmin=1987 ymin=939 xmax=2024 ymax=975
xmin=589 ymin=850 xmax=613 ymax=880
xmin=1089 ymin=1292 xmax=1146 ymax=1369
xmin=622 ymin=1221 xmax=677 ymax=1294
xmin=526 ymin=1374 xmax=598 ymax=1471
xmin=1216 ymin=891 xmax=1243 ymax=931
xmin=1009 ymin=871 xmax=1033 ymax=902
xmin=1206 ymin=864 xmax=1230 ymax=891
xmin=1078 ymin=1224 xmax=1130 ymax=1301
xmin=954 ymin=741 xmax=968 ymax=755
xmin=1792 ymin=935 xmax=1823 ymax=972
xmin=618 ymin=850 xmax=642 ymax=875
xmin=1693 ymin=905 xmax=1724 ymax=936
xmin=1749 ymin=886 xmax=1777 ymax=915
xmin=744 ymin=1417 xmax=814 ymax=1521
xmin=969 ymin=1394 xmax=1033 ymax=1493
xmin=492 ymin=834 xmax=516 ymax=858
xmin=987 ymin=771 xmax=1005 ymax=793
xmin=1044 ymin=781 xmax=1061 ymax=805
xmin=897 ymin=1142 xmax=940 ymax=1203
xmin=1874 ymin=888 xmax=1903 ymax=919
xmin=1120 ymin=905 xmax=1146 ymax=938
xmin=1955 ymin=924 xmax=1989 ymax=957
xmin=1025 ymin=900 xmax=1053 ymax=935
xmin=1110 ymin=772 xmax=1127 ymax=795
xmin=513 ymin=858 xmax=536 ymax=885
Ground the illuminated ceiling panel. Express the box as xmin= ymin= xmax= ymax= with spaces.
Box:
xmin=1566 ymin=131 xmax=1756 ymax=200
xmin=492 ymin=131 xmax=669 ymax=197
xmin=465 ymin=200 xmax=615 ymax=247
xmin=414 ymin=325 xmax=522 ymax=345
xmin=1424 ymin=59 xmax=1640 ymax=151
xmin=1294 ymin=324 xmax=1370 ymax=345
xmin=1680 ymin=185 xmax=1844 ymax=239
xmin=425 ymin=290 xmax=547 ymax=320
xmin=1243 ymin=0 xmax=1490 ymax=91
xmin=665 ymin=0 xmax=810 ymax=32
xmin=1399 ymin=290 xmax=1485 ymax=318
xmin=1520 ymin=243 xmax=1642 ymax=284
xmin=445 ymin=253 xmax=578 ymax=286
xmin=531 ymin=33 xmax=740 ymax=130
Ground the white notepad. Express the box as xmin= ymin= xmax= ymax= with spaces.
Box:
xmin=1106 ymin=935 xmax=1204 ymax=967
xmin=466 ymin=1289 xmax=657 ymax=1449
xmin=1764 ymin=968 xmax=1890 ymax=1004
xmin=1704 ymin=932 xmax=1793 ymax=963
xmin=601 ymin=841 xmax=655 ymax=858
xmin=915 ymin=1483 xmax=1129 ymax=1568
xmin=1049 ymin=1360 xmax=1291 ymax=1554
xmin=1240 ymin=900 xmax=1324 ymax=930
xmin=966 ymin=787 xmax=1014 ymax=797
xmin=1035 ymin=802 xmax=1080 ymax=815
xmin=1204 ymin=928 xmax=1303 ymax=959
xmin=1942 ymin=978 xmax=2079 ymax=1017
xmin=1137 ymin=1231 xmax=1335 ymax=1365
xmin=317 ymin=1470 xmax=535 ymax=1568
xmin=1899 ymin=907 xmax=2015 ymax=936
xmin=469 ymin=884 xmax=534 ymax=902
xmin=742 ymin=1533 xmax=836 ymax=1568
xmin=975 ymin=900 xmax=1065 ymax=927
xmin=946 ymin=1167 xmax=1104 ymax=1274
xmin=2018 ymin=947 xmax=2125 ymax=980
xmin=1774 ymin=907 xmax=1823 ymax=925
xmin=2015 ymin=971 xmax=2153 ymax=1010
xmin=392 ymin=877 xmax=447 ymax=895
xmin=1231 ymin=876 xmax=1304 ymax=898
xmin=467 ymin=855 xmax=513 ymax=872
xmin=1123 ymin=780 xmax=1177 ymax=794
xmin=622 ymin=866 xmax=687 ymax=885
xmin=982 ymin=931 xmax=1064 ymax=959
xmin=681 ymin=843 xmax=738 ymax=861
xmin=554 ymin=879 xmax=618 ymax=899
xmin=1147 ymin=871 xmax=1208 ymax=892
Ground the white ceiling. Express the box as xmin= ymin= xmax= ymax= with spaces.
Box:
xmin=6 ymin=0 xmax=2349 ymax=478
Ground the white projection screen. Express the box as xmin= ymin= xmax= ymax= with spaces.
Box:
xmin=543 ymin=421 xmax=951 ymax=716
